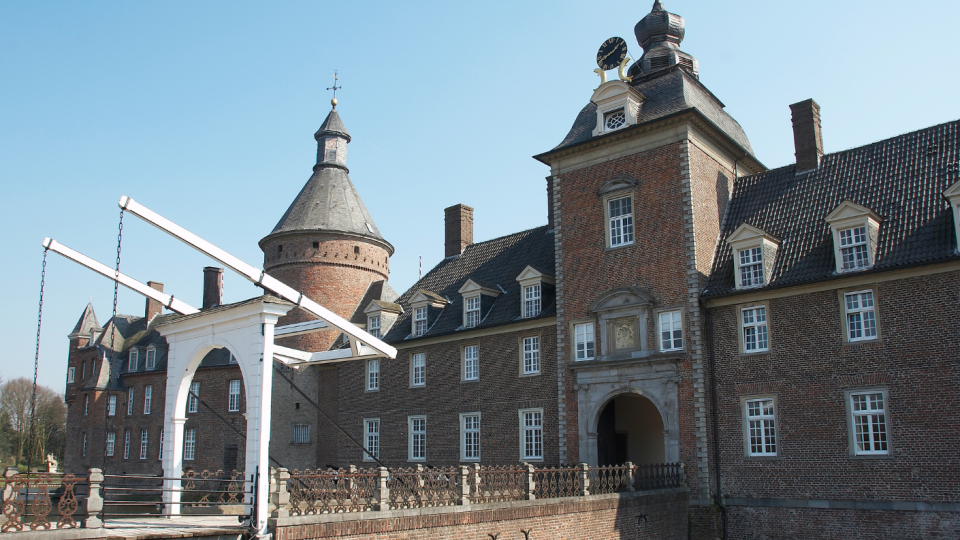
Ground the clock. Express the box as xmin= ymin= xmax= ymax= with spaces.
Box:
xmin=596 ymin=37 xmax=628 ymax=71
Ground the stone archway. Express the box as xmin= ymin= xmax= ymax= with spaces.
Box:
xmin=595 ymin=393 xmax=665 ymax=466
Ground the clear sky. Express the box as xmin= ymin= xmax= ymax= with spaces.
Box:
xmin=2 ymin=0 xmax=959 ymax=390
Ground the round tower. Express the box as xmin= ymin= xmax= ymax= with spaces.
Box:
xmin=260 ymin=101 xmax=394 ymax=352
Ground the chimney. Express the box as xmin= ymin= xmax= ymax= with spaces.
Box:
xmin=145 ymin=281 xmax=164 ymax=324
xmin=202 ymin=267 xmax=223 ymax=309
xmin=546 ymin=176 xmax=555 ymax=230
xmin=790 ymin=99 xmax=823 ymax=172
xmin=444 ymin=204 xmax=474 ymax=258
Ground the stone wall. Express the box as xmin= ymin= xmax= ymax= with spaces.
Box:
xmin=272 ymin=488 xmax=689 ymax=540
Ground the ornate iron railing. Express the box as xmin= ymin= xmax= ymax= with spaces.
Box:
xmin=287 ymin=467 xmax=378 ymax=515
xmin=588 ymin=464 xmax=634 ymax=495
xmin=0 ymin=472 xmax=84 ymax=532
xmin=470 ymin=465 xmax=527 ymax=503
xmin=100 ymin=470 xmax=250 ymax=519
xmin=532 ymin=466 xmax=581 ymax=500
xmin=634 ymin=463 xmax=683 ymax=490
xmin=387 ymin=467 xmax=459 ymax=509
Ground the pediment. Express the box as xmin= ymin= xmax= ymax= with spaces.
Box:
xmin=516 ymin=265 xmax=554 ymax=284
xmin=458 ymin=279 xmax=501 ymax=297
xmin=364 ymin=299 xmax=403 ymax=315
xmin=944 ymin=179 xmax=960 ymax=201
xmin=727 ymin=223 xmax=779 ymax=246
xmin=825 ymin=201 xmax=881 ymax=224
xmin=598 ymin=175 xmax=640 ymax=196
xmin=590 ymin=80 xmax=643 ymax=105
xmin=410 ymin=290 xmax=448 ymax=307
xmin=589 ymin=287 xmax=655 ymax=312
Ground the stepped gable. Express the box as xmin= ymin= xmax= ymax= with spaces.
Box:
xmin=383 ymin=225 xmax=555 ymax=343
xmin=546 ymin=66 xmax=753 ymax=156
xmin=704 ymin=119 xmax=960 ymax=297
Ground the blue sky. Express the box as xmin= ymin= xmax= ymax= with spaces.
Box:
xmin=3 ymin=0 xmax=959 ymax=390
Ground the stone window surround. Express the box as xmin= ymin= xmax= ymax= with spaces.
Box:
xmin=145 ymin=346 xmax=157 ymax=370
xmin=825 ymin=201 xmax=882 ymax=274
xmin=129 ymin=349 xmax=139 ymax=371
xmin=291 ymin=423 xmax=311 ymax=445
xmin=408 ymin=415 xmax=427 ymax=462
xmin=600 ymin=181 xmax=638 ymax=250
xmin=68 ymin=367 xmax=75 ymax=384
xmin=727 ymin=223 xmax=780 ymax=290
xmin=409 ymin=352 xmax=426 ymax=387
xmin=461 ymin=342 xmax=479 ymax=382
xmin=589 ymin=287 xmax=655 ymax=362
xmin=653 ymin=305 xmax=685 ymax=354
xmin=515 ymin=266 xmax=554 ymax=319
xmin=837 ymin=285 xmax=882 ymax=345
xmin=739 ymin=394 xmax=780 ymax=460
xmin=843 ymin=386 xmax=892 ymax=458
xmin=568 ymin=317 xmax=597 ymax=362
xmin=518 ymin=408 xmax=544 ymax=462
xmin=366 ymin=358 xmax=380 ymax=392
xmin=735 ymin=300 xmax=771 ymax=356
xmin=518 ymin=333 xmax=541 ymax=376
xmin=362 ymin=418 xmax=380 ymax=462
xmin=457 ymin=279 xmax=501 ymax=329
xmin=459 ymin=412 xmax=481 ymax=462
xmin=943 ymin=179 xmax=960 ymax=253
xmin=589 ymin=80 xmax=643 ymax=137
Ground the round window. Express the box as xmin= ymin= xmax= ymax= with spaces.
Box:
xmin=604 ymin=110 xmax=626 ymax=131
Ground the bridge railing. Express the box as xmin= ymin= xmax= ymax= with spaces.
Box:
xmin=0 ymin=469 xmax=86 ymax=533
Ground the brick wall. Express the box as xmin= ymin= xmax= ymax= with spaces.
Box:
xmin=726 ymin=506 xmax=958 ymax=540
xmin=273 ymin=488 xmax=688 ymax=540
xmin=335 ymin=324 xmax=559 ymax=467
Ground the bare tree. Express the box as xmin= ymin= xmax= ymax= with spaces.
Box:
xmin=0 ymin=378 xmax=66 ymax=467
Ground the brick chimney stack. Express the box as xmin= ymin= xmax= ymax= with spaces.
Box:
xmin=790 ymin=99 xmax=823 ymax=172
xmin=145 ymin=281 xmax=164 ymax=324
xmin=202 ymin=267 xmax=223 ymax=309
xmin=444 ymin=204 xmax=474 ymax=258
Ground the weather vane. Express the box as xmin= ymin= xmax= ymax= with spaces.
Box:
xmin=327 ymin=71 xmax=342 ymax=108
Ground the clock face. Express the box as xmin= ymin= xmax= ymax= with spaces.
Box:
xmin=596 ymin=37 xmax=628 ymax=71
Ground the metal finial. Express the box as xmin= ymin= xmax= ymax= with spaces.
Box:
xmin=652 ymin=0 xmax=665 ymax=12
xmin=326 ymin=71 xmax=342 ymax=108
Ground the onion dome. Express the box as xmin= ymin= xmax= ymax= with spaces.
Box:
xmin=629 ymin=0 xmax=699 ymax=79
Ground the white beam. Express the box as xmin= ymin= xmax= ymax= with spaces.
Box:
xmin=42 ymin=238 xmax=199 ymax=316
xmin=274 ymin=319 xmax=329 ymax=337
xmin=119 ymin=196 xmax=397 ymax=360
xmin=273 ymin=344 xmax=381 ymax=366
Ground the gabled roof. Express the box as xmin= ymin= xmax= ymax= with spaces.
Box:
xmin=538 ymin=66 xmax=754 ymax=160
xmin=383 ymin=226 xmax=556 ymax=343
xmin=705 ymin=119 xmax=960 ymax=297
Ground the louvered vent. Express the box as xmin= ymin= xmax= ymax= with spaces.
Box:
xmin=649 ymin=55 xmax=669 ymax=69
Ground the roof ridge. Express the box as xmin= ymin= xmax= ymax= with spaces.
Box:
xmin=464 ymin=224 xmax=550 ymax=250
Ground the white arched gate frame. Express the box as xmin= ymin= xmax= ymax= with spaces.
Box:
xmin=156 ymin=297 xmax=292 ymax=533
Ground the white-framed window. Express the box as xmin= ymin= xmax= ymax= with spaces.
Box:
xmin=129 ymin=350 xmax=139 ymax=371
xmin=159 ymin=429 xmax=163 ymax=460
xmin=106 ymin=432 xmax=116 ymax=457
xmin=844 ymin=290 xmax=877 ymax=341
xmin=659 ymin=311 xmax=683 ymax=352
xmin=603 ymin=108 xmax=626 ymax=131
xmin=839 ymin=226 xmax=870 ymax=271
xmin=81 ymin=361 xmax=86 ymax=379
xmin=408 ymin=416 xmax=426 ymax=461
xmin=127 ymin=388 xmax=135 ymax=415
xmin=188 ymin=382 xmax=200 ymax=413
xmin=411 ymin=353 xmax=426 ymax=387
xmin=363 ymin=418 xmax=380 ymax=461
xmin=463 ymin=345 xmax=479 ymax=381
xmin=608 ymin=196 xmax=634 ymax=247
xmin=522 ymin=336 xmax=540 ymax=375
xmin=367 ymin=359 xmax=380 ymax=391
xmin=574 ymin=323 xmax=595 ymax=361
xmin=184 ymin=428 xmax=196 ymax=460
xmin=460 ymin=413 xmax=481 ymax=461
xmin=143 ymin=385 xmax=153 ymax=415
xmin=107 ymin=395 xmax=117 ymax=416
xmin=82 ymin=432 xmax=87 ymax=457
xmin=519 ymin=409 xmax=543 ymax=461
xmin=123 ymin=430 xmax=131 ymax=459
xmin=368 ymin=316 xmax=381 ymax=338
xmin=745 ymin=398 xmax=777 ymax=456
xmin=145 ymin=348 xmax=157 ymax=370
xmin=139 ymin=430 xmax=149 ymax=460
xmin=738 ymin=247 xmax=764 ymax=288
xmin=741 ymin=306 xmax=769 ymax=353
xmin=84 ymin=395 xmax=90 ymax=416
xmin=523 ymin=285 xmax=541 ymax=318
xmin=228 ymin=380 xmax=241 ymax=412
xmin=465 ymin=296 xmax=481 ymax=328
xmin=68 ymin=367 xmax=75 ymax=383
xmin=849 ymin=390 xmax=889 ymax=455
xmin=292 ymin=424 xmax=310 ymax=444
xmin=413 ymin=307 xmax=428 ymax=337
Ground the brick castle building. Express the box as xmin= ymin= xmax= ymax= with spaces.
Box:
xmin=63 ymin=1 xmax=960 ymax=537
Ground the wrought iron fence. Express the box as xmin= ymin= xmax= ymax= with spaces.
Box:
xmin=0 ymin=472 xmax=85 ymax=532
xmin=532 ymin=466 xmax=581 ymax=499
xmin=588 ymin=464 xmax=634 ymax=495
xmin=387 ymin=467 xmax=459 ymax=509
xmin=634 ymin=463 xmax=683 ymax=490
xmin=287 ymin=467 xmax=378 ymax=515
xmin=470 ymin=465 xmax=527 ymax=503
xmin=100 ymin=470 xmax=250 ymax=519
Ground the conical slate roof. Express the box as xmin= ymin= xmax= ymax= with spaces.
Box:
xmin=69 ymin=302 xmax=100 ymax=338
xmin=314 ymin=109 xmax=350 ymax=141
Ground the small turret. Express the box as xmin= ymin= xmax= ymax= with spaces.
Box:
xmin=629 ymin=1 xmax=699 ymax=79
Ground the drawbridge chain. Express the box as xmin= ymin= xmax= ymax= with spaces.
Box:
xmin=28 ymin=248 xmax=48 ymax=472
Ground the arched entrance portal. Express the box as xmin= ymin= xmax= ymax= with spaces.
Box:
xmin=596 ymin=394 xmax=664 ymax=466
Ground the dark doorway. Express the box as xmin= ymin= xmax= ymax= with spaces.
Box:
xmin=223 ymin=445 xmax=239 ymax=472
xmin=596 ymin=394 xmax=665 ymax=465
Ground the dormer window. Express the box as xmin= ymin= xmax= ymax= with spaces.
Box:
xmin=364 ymin=300 xmax=403 ymax=340
xmin=515 ymin=266 xmax=555 ymax=320
xmin=944 ymin=180 xmax=960 ymax=252
xmin=604 ymin=109 xmax=626 ymax=131
xmin=728 ymin=224 xmax=780 ymax=290
xmin=457 ymin=279 xmax=501 ymax=330
xmin=129 ymin=350 xmax=139 ymax=371
xmin=368 ymin=316 xmax=381 ymax=338
xmin=145 ymin=348 xmax=157 ymax=370
xmin=825 ymin=201 xmax=881 ymax=274
xmin=408 ymin=290 xmax=448 ymax=338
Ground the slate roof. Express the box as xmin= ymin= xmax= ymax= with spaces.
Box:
xmin=69 ymin=302 xmax=100 ymax=337
xmin=348 ymin=280 xmax=400 ymax=325
xmin=315 ymin=108 xmax=351 ymax=141
xmin=704 ymin=119 xmax=960 ymax=297
xmin=539 ymin=66 xmax=754 ymax=159
xmin=382 ymin=226 xmax=556 ymax=344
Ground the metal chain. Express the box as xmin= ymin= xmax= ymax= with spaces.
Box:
xmin=104 ymin=209 xmax=124 ymax=470
xmin=28 ymin=248 xmax=48 ymax=471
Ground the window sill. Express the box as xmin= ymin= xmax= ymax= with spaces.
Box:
xmin=409 ymin=384 xmax=426 ymax=389
xmin=743 ymin=454 xmax=781 ymax=461
xmin=460 ymin=458 xmax=481 ymax=463
xmin=365 ymin=389 xmax=380 ymax=393
xmin=521 ymin=457 xmax=544 ymax=463
xmin=461 ymin=379 xmax=479 ymax=384
xmin=604 ymin=243 xmax=635 ymax=252
xmin=739 ymin=350 xmax=771 ymax=357
xmin=850 ymin=452 xmax=894 ymax=459
xmin=519 ymin=372 xmax=541 ymax=378
xmin=843 ymin=339 xmax=882 ymax=348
